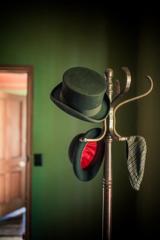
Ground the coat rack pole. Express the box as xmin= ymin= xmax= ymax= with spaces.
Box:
xmin=103 ymin=135 xmax=112 ymax=240
xmin=102 ymin=69 xmax=114 ymax=240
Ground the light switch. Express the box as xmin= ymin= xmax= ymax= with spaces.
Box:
xmin=34 ymin=153 xmax=43 ymax=166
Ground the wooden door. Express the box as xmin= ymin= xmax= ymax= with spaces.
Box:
xmin=0 ymin=92 xmax=26 ymax=216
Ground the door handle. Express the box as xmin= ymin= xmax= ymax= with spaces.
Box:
xmin=19 ymin=161 xmax=26 ymax=168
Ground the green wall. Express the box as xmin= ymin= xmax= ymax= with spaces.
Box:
xmin=136 ymin=17 xmax=160 ymax=239
xmin=1 ymin=5 xmax=156 ymax=240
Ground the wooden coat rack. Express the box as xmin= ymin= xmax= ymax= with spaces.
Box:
xmin=80 ymin=67 xmax=153 ymax=240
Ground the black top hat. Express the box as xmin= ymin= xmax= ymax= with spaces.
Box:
xmin=68 ymin=128 xmax=105 ymax=181
xmin=50 ymin=66 xmax=110 ymax=123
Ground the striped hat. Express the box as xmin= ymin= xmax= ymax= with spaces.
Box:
xmin=126 ymin=136 xmax=147 ymax=191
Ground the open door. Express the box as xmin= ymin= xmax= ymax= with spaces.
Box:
xmin=0 ymin=93 xmax=26 ymax=215
xmin=0 ymin=66 xmax=32 ymax=240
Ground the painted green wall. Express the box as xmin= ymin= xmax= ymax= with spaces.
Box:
xmin=0 ymin=5 xmax=153 ymax=240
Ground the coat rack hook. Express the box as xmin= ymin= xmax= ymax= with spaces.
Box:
xmin=113 ymin=75 xmax=154 ymax=141
xmin=79 ymin=120 xmax=107 ymax=142
xmin=112 ymin=66 xmax=131 ymax=107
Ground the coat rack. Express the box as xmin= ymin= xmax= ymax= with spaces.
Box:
xmin=80 ymin=67 xmax=153 ymax=240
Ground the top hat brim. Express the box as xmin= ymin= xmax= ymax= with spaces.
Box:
xmin=50 ymin=83 xmax=110 ymax=123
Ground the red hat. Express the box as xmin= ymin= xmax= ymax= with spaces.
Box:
xmin=68 ymin=128 xmax=105 ymax=181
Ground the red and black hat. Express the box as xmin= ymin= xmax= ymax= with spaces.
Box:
xmin=68 ymin=128 xmax=105 ymax=181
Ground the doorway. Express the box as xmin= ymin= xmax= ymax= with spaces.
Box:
xmin=0 ymin=66 xmax=33 ymax=240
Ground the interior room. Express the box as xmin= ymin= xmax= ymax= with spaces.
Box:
xmin=0 ymin=3 xmax=159 ymax=240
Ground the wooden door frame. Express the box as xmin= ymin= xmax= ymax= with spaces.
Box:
xmin=0 ymin=65 xmax=33 ymax=240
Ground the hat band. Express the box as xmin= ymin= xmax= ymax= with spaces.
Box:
xmin=60 ymin=92 xmax=102 ymax=117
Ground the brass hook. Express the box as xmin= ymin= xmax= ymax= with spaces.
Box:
xmin=113 ymin=75 xmax=153 ymax=141
xmin=79 ymin=70 xmax=153 ymax=143
xmin=79 ymin=120 xmax=107 ymax=142
xmin=111 ymin=67 xmax=131 ymax=107
xmin=105 ymin=67 xmax=132 ymax=141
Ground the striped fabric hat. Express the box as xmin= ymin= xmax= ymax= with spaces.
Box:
xmin=126 ymin=136 xmax=147 ymax=191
